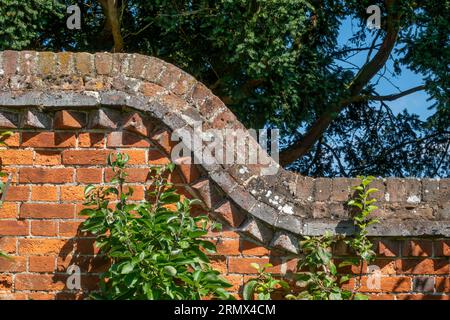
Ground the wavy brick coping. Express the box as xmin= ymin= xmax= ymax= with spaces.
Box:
xmin=0 ymin=91 xmax=449 ymax=252
xmin=0 ymin=50 xmax=448 ymax=254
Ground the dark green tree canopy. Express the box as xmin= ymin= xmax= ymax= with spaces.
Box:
xmin=1 ymin=0 xmax=448 ymax=177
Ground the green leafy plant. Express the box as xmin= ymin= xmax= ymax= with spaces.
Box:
xmin=81 ymin=152 xmax=232 ymax=300
xmin=345 ymin=175 xmax=379 ymax=293
xmin=0 ymin=131 xmax=12 ymax=259
xmin=346 ymin=176 xmax=379 ymax=262
xmin=243 ymin=263 xmax=289 ymax=300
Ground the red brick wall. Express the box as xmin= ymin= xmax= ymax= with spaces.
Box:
xmin=0 ymin=50 xmax=448 ymax=300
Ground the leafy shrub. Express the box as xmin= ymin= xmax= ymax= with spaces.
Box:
xmin=286 ymin=232 xmax=360 ymax=300
xmin=81 ymin=153 xmax=232 ymax=300
xmin=243 ymin=263 xmax=289 ymax=300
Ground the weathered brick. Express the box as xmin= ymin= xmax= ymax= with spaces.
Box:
xmin=214 ymin=201 xmax=246 ymax=228
xmin=54 ymin=110 xmax=86 ymax=129
xmin=413 ymin=277 xmax=435 ymax=292
xmin=55 ymin=52 xmax=73 ymax=75
xmin=0 ymin=150 xmax=33 ymax=165
xmin=4 ymin=185 xmax=30 ymax=201
xmin=396 ymin=294 xmax=449 ymax=300
xmin=22 ymin=109 xmax=51 ymax=129
xmin=140 ymin=82 xmax=165 ymax=96
xmin=175 ymin=160 xmax=201 ymax=184
xmin=385 ymin=178 xmax=405 ymax=202
xmin=314 ymin=178 xmax=332 ymax=201
xmin=106 ymin=131 xmax=151 ymax=148
xmin=18 ymin=239 xmax=71 ymax=255
xmin=402 ymin=240 xmax=433 ymax=257
xmin=75 ymin=52 xmax=94 ymax=75
xmin=20 ymin=203 xmax=74 ymax=219
xmin=215 ymin=239 xmax=240 ymax=256
xmin=396 ymin=259 xmax=450 ymax=274
xmin=59 ymin=221 xmax=83 ymax=237
xmin=34 ymin=150 xmax=62 ymax=165
xmin=31 ymin=185 xmax=58 ymax=202
xmin=3 ymin=50 xmax=19 ymax=75
xmin=190 ymin=179 xmax=222 ymax=208
xmin=435 ymin=240 xmax=450 ymax=257
xmin=1 ymin=132 xmax=20 ymax=146
xmin=0 ymin=203 xmax=18 ymax=219
xmin=123 ymin=112 xmax=154 ymax=136
xmin=240 ymin=240 xmax=270 ymax=256
xmin=0 ymin=221 xmax=28 ymax=236
xmin=359 ymin=276 xmax=412 ymax=293
xmin=37 ymin=52 xmax=55 ymax=75
xmin=172 ymin=72 xmax=196 ymax=96
xmin=121 ymin=150 xmax=147 ymax=165
xmin=150 ymin=130 xmax=177 ymax=155
xmin=127 ymin=54 xmax=149 ymax=78
xmin=296 ymin=176 xmax=314 ymax=201
xmin=31 ymin=220 xmax=58 ymax=236
xmin=422 ymin=179 xmax=440 ymax=202
xmin=18 ymin=51 xmax=37 ymax=75
xmin=373 ymin=239 xmax=401 ymax=257
xmin=62 ymin=150 xmax=110 ymax=165
xmin=0 ymin=111 xmax=19 ymax=129
xmin=189 ymin=82 xmax=211 ymax=106
xmin=141 ymin=57 xmax=165 ymax=82
xmin=0 ymin=238 xmax=16 ymax=254
xmin=19 ymin=168 xmax=74 ymax=184
xmin=61 ymin=186 xmax=85 ymax=202
xmin=148 ymin=149 xmax=170 ymax=165
xmin=88 ymin=108 xmax=120 ymax=129
xmin=94 ymin=52 xmax=112 ymax=75
xmin=78 ymin=132 xmax=105 ymax=147
xmin=0 ymin=255 xmax=26 ymax=272
xmin=29 ymin=256 xmax=55 ymax=272
xmin=435 ymin=277 xmax=450 ymax=292
xmin=15 ymin=274 xmax=66 ymax=291
xmin=0 ymin=274 xmax=12 ymax=290
xmin=105 ymin=168 xmax=148 ymax=183
xmin=76 ymin=168 xmax=103 ymax=184
xmin=331 ymin=178 xmax=352 ymax=202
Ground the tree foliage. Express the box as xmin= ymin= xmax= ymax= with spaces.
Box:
xmin=0 ymin=0 xmax=448 ymax=177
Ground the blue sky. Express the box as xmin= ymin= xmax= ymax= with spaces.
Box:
xmin=337 ymin=17 xmax=434 ymax=120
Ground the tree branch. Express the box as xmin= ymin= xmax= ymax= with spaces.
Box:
xmin=349 ymin=85 xmax=425 ymax=103
xmin=279 ymin=0 xmax=401 ymax=166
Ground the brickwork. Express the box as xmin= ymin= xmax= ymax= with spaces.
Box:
xmin=0 ymin=51 xmax=448 ymax=300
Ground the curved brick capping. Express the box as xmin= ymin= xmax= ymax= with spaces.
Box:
xmin=0 ymin=50 xmax=448 ymax=300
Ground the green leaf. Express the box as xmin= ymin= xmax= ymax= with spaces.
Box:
xmin=250 ymin=263 xmax=260 ymax=271
xmin=163 ymin=266 xmax=177 ymax=277
xmin=354 ymin=293 xmax=369 ymax=300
